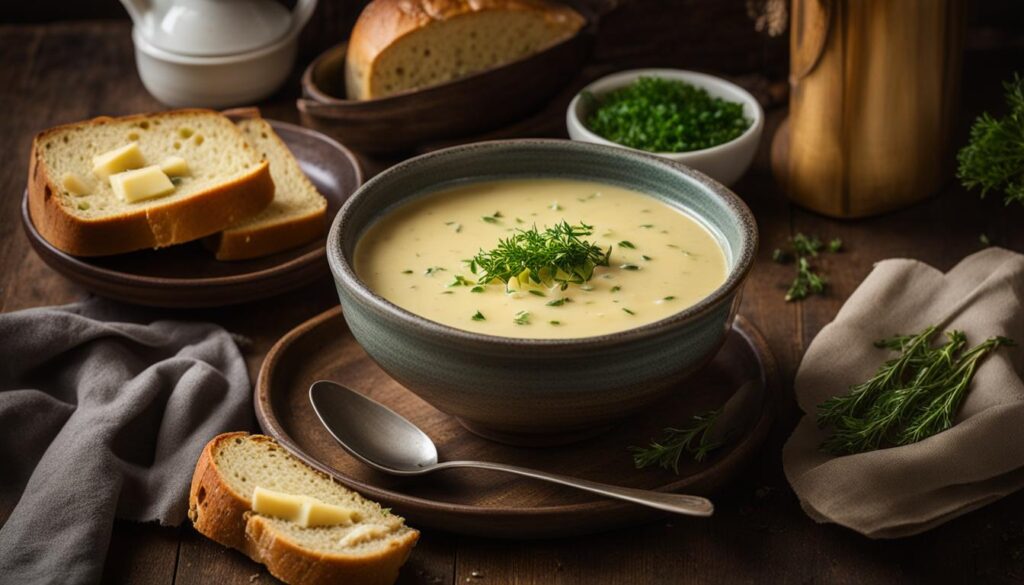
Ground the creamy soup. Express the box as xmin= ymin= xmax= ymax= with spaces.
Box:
xmin=355 ymin=179 xmax=728 ymax=339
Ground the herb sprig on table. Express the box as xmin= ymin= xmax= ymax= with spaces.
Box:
xmin=958 ymin=73 xmax=1024 ymax=205
xmin=469 ymin=221 xmax=610 ymax=290
xmin=817 ymin=327 xmax=1014 ymax=455
xmin=772 ymin=233 xmax=842 ymax=302
xmin=585 ymin=77 xmax=751 ymax=153
xmin=631 ymin=410 xmax=722 ymax=472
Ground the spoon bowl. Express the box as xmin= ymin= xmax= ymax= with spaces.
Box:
xmin=309 ymin=380 xmax=715 ymax=517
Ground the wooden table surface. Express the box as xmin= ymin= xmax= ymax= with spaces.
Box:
xmin=3 ymin=19 xmax=1024 ymax=585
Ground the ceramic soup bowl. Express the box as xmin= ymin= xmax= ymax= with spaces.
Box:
xmin=327 ymin=140 xmax=757 ymax=445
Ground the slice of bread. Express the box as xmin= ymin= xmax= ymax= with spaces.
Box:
xmin=189 ymin=433 xmax=418 ymax=585
xmin=28 ymin=109 xmax=274 ymax=257
xmin=345 ymin=0 xmax=585 ymax=100
xmin=207 ymin=118 xmax=329 ymax=260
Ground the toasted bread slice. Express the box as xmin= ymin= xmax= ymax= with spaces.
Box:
xmin=208 ymin=118 xmax=328 ymax=260
xmin=28 ymin=109 xmax=273 ymax=256
xmin=189 ymin=433 xmax=418 ymax=585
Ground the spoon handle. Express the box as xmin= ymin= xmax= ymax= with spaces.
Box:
xmin=433 ymin=460 xmax=713 ymax=517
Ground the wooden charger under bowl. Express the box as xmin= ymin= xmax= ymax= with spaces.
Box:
xmin=298 ymin=26 xmax=594 ymax=155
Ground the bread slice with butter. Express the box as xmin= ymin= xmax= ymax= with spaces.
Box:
xmin=28 ymin=109 xmax=274 ymax=256
xmin=345 ymin=0 xmax=585 ymax=100
xmin=189 ymin=432 xmax=418 ymax=585
xmin=207 ymin=118 xmax=329 ymax=260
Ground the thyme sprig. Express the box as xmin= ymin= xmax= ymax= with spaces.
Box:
xmin=817 ymin=327 xmax=1015 ymax=455
xmin=470 ymin=221 xmax=611 ymax=290
xmin=631 ymin=410 xmax=722 ymax=472
xmin=773 ymin=232 xmax=841 ymax=302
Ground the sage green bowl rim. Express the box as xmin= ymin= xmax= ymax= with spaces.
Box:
xmin=327 ymin=138 xmax=758 ymax=349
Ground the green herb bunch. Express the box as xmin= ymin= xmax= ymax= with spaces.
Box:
xmin=585 ymin=77 xmax=751 ymax=153
xmin=772 ymin=233 xmax=842 ymax=301
xmin=469 ymin=221 xmax=610 ymax=290
xmin=631 ymin=409 xmax=722 ymax=472
xmin=817 ymin=327 xmax=1014 ymax=455
xmin=958 ymin=73 xmax=1024 ymax=205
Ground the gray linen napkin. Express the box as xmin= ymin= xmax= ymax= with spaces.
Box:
xmin=0 ymin=299 xmax=251 ymax=584
xmin=782 ymin=247 xmax=1024 ymax=538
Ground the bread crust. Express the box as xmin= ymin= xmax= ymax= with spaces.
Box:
xmin=188 ymin=432 xmax=419 ymax=585
xmin=207 ymin=207 xmax=327 ymax=261
xmin=27 ymin=110 xmax=275 ymax=257
xmin=345 ymin=0 xmax=585 ymax=100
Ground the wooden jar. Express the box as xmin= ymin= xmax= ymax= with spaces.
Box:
xmin=772 ymin=0 xmax=966 ymax=218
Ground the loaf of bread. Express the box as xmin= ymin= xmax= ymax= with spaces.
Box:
xmin=28 ymin=110 xmax=274 ymax=256
xmin=189 ymin=433 xmax=419 ymax=585
xmin=345 ymin=0 xmax=585 ymax=100
xmin=209 ymin=118 xmax=329 ymax=260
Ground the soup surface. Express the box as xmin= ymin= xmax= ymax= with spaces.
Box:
xmin=355 ymin=179 xmax=728 ymax=339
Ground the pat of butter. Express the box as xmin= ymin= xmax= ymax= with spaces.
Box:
xmin=109 ymin=165 xmax=175 ymax=203
xmin=159 ymin=156 xmax=190 ymax=177
xmin=252 ymin=486 xmax=360 ymax=528
xmin=92 ymin=142 xmax=146 ymax=178
xmin=62 ymin=172 xmax=92 ymax=196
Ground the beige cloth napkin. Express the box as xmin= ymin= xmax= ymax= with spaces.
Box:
xmin=783 ymin=247 xmax=1024 ymax=538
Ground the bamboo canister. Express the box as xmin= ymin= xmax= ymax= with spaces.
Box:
xmin=772 ymin=0 xmax=966 ymax=218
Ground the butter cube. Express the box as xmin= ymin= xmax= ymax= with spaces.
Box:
xmin=92 ymin=142 xmax=146 ymax=178
xmin=109 ymin=165 xmax=175 ymax=203
xmin=159 ymin=156 xmax=190 ymax=177
xmin=62 ymin=172 xmax=92 ymax=196
xmin=252 ymin=486 xmax=359 ymax=528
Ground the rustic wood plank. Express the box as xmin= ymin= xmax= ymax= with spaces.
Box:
xmin=101 ymin=522 xmax=180 ymax=585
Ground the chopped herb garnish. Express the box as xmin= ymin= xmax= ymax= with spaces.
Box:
xmin=528 ymin=289 xmax=546 ymax=297
xmin=482 ymin=215 xmax=500 ymax=224
xmin=471 ymin=311 xmax=485 ymax=321
xmin=402 ymin=269 xmax=413 ymax=274
xmin=828 ymin=238 xmax=843 ymax=253
xmin=493 ymin=211 xmax=503 ymax=217
xmin=546 ymin=297 xmax=571 ymax=307
xmin=642 ymin=255 xmax=652 ymax=261
xmin=621 ymin=264 xmax=640 ymax=271
xmin=585 ymin=76 xmax=750 ymax=153
xmin=424 ymin=266 xmax=447 ymax=276
xmin=663 ymin=296 xmax=676 ymax=301
xmin=513 ymin=310 xmax=530 ymax=325
xmin=640 ymin=224 xmax=654 ymax=229
xmin=618 ymin=240 xmax=636 ymax=249
xmin=448 ymin=275 xmax=473 ymax=287
xmin=471 ymin=221 xmax=610 ymax=289
xmin=623 ymin=308 xmax=636 ymax=315
xmin=786 ymin=257 xmax=826 ymax=302
xmin=440 ymin=291 xmax=454 ymax=295
xmin=515 ymin=217 xmax=525 ymax=224
xmin=610 ymin=286 xmax=621 ymax=293
xmin=631 ymin=409 xmax=722 ymax=471
xmin=550 ymin=320 xmax=561 ymax=325
xmin=980 ymin=233 xmax=992 ymax=247
xmin=550 ymin=202 xmax=562 ymax=211
xmin=470 ymin=285 xmax=485 ymax=293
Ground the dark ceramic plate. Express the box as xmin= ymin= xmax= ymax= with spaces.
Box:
xmin=21 ymin=120 xmax=362 ymax=308
xmin=256 ymin=307 xmax=779 ymax=538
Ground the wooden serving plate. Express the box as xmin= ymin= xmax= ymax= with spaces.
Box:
xmin=297 ymin=17 xmax=596 ymax=155
xmin=255 ymin=306 xmax=779 ymax=538
xmin=21 ymin=120 xmax=362 ymax=308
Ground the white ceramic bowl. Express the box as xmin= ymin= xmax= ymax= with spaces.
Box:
xmin=132 ymin=27 xmax=297 ymax=108
xmin=566 ymin=69 xmax=764 ymax=186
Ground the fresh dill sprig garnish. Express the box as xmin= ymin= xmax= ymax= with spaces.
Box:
xmin=817 ymin=327 xmax=1015 ymax=455
xmin=957 ymin=73 xmax=1024 ymax=205
xmin=471 ymin=221 xmax=610 ymax=290
xmin=631 ymin=409 xmax=722 ymax=472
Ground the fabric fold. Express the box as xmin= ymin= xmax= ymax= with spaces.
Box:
xmin=0 ymin=299 xmax=252 ymax=584
xmin=783 ymin=247 xmax=1024 ymax=538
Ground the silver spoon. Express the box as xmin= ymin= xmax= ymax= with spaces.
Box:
xmin=308 ymin=380 xmax=714 ymax=517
